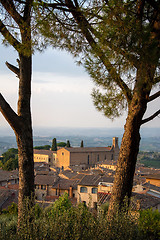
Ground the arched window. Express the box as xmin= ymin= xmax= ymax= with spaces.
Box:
xmin=80 ymin=187 xmax=87 ymax=193
xmin=92 ymin=188 xmax=98 ymax=194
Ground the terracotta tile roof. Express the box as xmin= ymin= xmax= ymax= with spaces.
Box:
xmin=52 ymin=178 xmax=79 ymax=190
xmin=145 ymin=174 xmax=160 ymax=180
xmin=132 ymin=192 xmax=160 ymax=209
xmin=62 ymin=147 xmax=112 ymax=153
xmin=7 ymin=184 xmax=19 ymax=190
xmin=34 ymin=162 xmax=49 ymax=167
xmin=34 ymin=166 xmax=50 ymax=172
xmin=35 ymin=171 xmax=49 ymax=176
xmin=71 ymin=174 xmax=86 ymax=180
xmin=78 ymin=174 xmax=114 ymax=187
xmin=59 ymin=171 xmax=78 ymax=179
xmin=34 ymin=149 xmax=56 ymax=156
xmin=97 ymin=192 xmax=160 ymax=210
xmin=143 ymin=182 xmax=160 ymax=192
xmin=35 ymin=175 xmax=58 ymax=185
xmin=0 ymin=169 xmax=19 ymax=182
xmin=0 ymin=188 xmax=18 ymax=209
xmin=77 ymin=170 xmax=94 ymax=175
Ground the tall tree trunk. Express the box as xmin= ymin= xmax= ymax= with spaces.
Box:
xmin=108 ymin=65 xmax=154 ymax=216
xmin=16 ymin=54 xmax=34 ymax=227
xmin=0 ymin=0 xmax=34 ymax=231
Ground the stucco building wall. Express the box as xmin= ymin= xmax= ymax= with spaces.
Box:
xmin=77 ymin=185 xmax=98 ymax=208
xmin=56 ymin=149 xmax=70 ymax=168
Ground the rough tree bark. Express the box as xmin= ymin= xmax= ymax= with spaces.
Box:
xmin=0 ymin=0 xmax=34 ymax=227
xmin=16 ymin=53 xmax=34 ymax=227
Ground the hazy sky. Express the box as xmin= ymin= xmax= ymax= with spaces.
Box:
xmin=0 ymin=44 xmax=160 ymax=132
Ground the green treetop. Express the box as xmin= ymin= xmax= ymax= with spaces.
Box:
xmin=51 ymin=138 xmax=57 ymax=151
xmin=66 ymin=140 xmax=71 ymax=148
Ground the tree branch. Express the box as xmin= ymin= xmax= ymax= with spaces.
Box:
xmin=0 ymin=0 xmax=23 ymax=26
xmin=64 ymin=0 xmax=133 ymax=102
xmin=23 ymin=0 xmax=33 ymax=20
xmin=38 ymin=0 xmax=66 ymax=9
xmin=146 ymin=0 xmax=160 ymax=11
xmin=148 ymin=90 xmax=160 ymax=102
xmin=5 ymin=61 xmax=20 ymax=78
xmin=137 ymin=0 xmax=145 ymax=21
xmin=141 ymin=109 xmax=160 ymax=125
xmin=0 ymin=19 xmax=21 ymax=51
xmin=153 ymin=76 xmax=160 ymax=84
xmin=0 ymin=93 xmax=22 ymax=133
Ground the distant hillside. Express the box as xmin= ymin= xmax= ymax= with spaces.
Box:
xmin=137 ymin=151 xmax=160 ymax=169
xmin=0 ymin=127 xmax=159 ymax=155
xmin=0 ymin=135 xmax=160 ymax=156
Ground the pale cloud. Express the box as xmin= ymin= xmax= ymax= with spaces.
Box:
xmin=0 ymin=44 xmax=160 ymax=130
xmin=0 ymin=72 xmax=18 ymax=95
xmin=32 ymin=71 xmax=93 ymax=95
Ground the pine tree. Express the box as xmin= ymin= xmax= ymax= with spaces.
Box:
xmin=37 ymin=0 xmax=160 ymax=215
xmin=66 ymin=140 xmax=71 ymax=148
xmin=81 ymin=140 xmax=84 ymax=148
xmin=51 ymin=138 xmax=57 ymax=151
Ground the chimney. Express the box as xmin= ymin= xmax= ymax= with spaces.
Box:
xmin=69 ymin=186 xmax=73 ymax=198
xmin=58 ymin=183 xmax=60 ymax=196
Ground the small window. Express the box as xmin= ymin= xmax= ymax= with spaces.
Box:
xmin=41 ymin=185 xmax=46 ymax=190
xmin=83 ymin=201 xmax=86 ymax=206
xmin=92 ymin=188 xmax=97 ymax=194
xmin=88 ymin=155 xmax=89 ymax=165
xmin=62 ymin=152 xmax=64 ymax=156
xmin=80 ymin=187 xmax=87 ymax=193
xmin=111 ymin=154 xmax=113 ymax=160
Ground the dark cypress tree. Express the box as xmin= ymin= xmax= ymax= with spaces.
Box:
xmin=51 ymin=138 xmax=57 ymax=151
xmin=66 ymin=140 xmax=71 ymax=148
xmin=81 ymin=140 xmax=84 ymax=148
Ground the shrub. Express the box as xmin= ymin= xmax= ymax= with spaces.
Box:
xmin=0 ymin=214 xmax=17 ymax=240
xmin=1 ymin=197 xmax=159 ymax=240
xmin=8 ymin=203 xmax=18 ymax=215
xmin=50 ymin=192 xmax=72 ymax=217
xmin=138 ymin=208 xmax=160 ymax=240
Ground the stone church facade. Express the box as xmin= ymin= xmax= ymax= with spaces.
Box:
xmin=56 ymin=137 xmax=119 ymax=169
